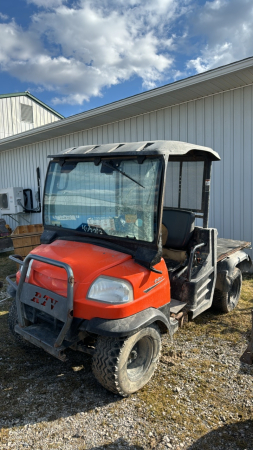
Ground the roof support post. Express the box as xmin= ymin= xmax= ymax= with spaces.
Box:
xmin=203 ymin=161 xmax=212 ymax=228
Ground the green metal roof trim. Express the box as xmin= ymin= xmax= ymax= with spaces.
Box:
xmin=0 ymin=92 xmax=64 ymax=119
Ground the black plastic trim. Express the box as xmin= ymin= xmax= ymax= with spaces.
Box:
xmin=79 ymin=307 xmax=172 ymax=338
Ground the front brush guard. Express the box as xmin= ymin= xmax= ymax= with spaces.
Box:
xmin=8 ymin=254 xmax=75 ymax=355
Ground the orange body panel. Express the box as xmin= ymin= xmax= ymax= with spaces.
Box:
xmin=16 ymin=240 xmax=171 ymax=320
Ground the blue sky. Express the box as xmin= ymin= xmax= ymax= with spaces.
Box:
xmin=0 ymin=0 xmax=252 ymax=118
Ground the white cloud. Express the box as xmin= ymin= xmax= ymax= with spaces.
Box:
xmin=186 ymin=0 xmax=253 ymax=72
xmin=205 ymin=0 xmax=228 ymax=10
xmin=187 ymin=43 xmax=233 ymax=73
xmin=0 ymin=21 xmax=42 ymax=64
xmin=0 ymin=12 xmax=8 ymax=20
xmin=0 ymin=0 xmax=185 ymax=104
xmin=1 ymin=0 xmax=252 ymax=106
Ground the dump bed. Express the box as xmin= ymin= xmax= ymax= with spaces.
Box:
xmin=217 ymin=238 xmax=251 ymax=262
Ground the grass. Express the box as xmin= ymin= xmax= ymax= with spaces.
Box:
xmin=137 ymin=272 xmax=253 ymax=444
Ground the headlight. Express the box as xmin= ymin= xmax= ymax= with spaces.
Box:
xmin=88 ymin=276 xmax=133 ymax=304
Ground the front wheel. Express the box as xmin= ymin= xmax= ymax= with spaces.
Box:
xmin=213 ymin=268 xmax=242 ymax=313
xmin=92 ymin=324 xmax=161 ymax=396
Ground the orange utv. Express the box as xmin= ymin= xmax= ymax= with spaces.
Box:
xmin=7 ymin=141 xmax=252 ymax=396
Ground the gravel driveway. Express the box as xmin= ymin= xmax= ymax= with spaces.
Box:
xmin=0 ymin=254 xmax=252 ymax=450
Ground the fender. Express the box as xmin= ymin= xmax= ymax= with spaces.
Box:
xmin=216 ymin=250 xmax=252 ymax=292
xmin=79 ymin=306 xmax=173 ymax=338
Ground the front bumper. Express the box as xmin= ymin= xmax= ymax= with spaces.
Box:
xmin=7 ymin=254 xmax=174 ymax=361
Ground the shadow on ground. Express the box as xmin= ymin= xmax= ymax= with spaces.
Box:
xmin=0 ymin=301 xmax=120 ymax=430
xmin=187 ymin=419 xmax=253 ymax=450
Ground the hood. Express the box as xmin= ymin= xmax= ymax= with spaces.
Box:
xmin=27 ymin=240 xmax=132 ymax=293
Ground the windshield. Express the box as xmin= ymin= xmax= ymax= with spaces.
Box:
xmin=43 ymin=157 xmax=162 ymax=242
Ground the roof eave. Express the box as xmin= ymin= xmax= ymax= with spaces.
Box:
xmin=0 ymin=56 xmax=253 ymax=153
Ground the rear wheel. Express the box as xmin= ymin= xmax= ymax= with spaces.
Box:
xmin=92 ymin=324 xmax=161 ymax=396
xmin=8 ymin=300 xmax=33 ymax=348
xmin=213 ymin=268 xmax=242 ymax=313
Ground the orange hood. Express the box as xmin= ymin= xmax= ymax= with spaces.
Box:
xmin=26 ymin=240 xmax=132 ymax=295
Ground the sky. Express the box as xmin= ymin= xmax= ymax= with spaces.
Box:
xmin=0 ymin=0 xmax=252 ymax=118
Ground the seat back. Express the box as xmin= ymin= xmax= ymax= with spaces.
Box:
xmin=162 ymin=209 xmax=195 ymax=250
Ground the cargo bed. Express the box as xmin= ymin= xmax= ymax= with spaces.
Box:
xmin=217 ymin=238 xmax=251 ymax=262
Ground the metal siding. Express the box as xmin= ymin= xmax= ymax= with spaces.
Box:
xmin=124 ymin=118 xmax=131 ymax=142
xmin=130 ymin=116 xmax=137 ymax=142
xmin=233 ymin=89 xmax=242 ymax=240
xmin=87 ymin=128 xmax=92 ymax=145
xmin=97 ymin=127 xmax=103 ymax=144
xmin=157 ymin=109 xmax=165 ymax=140
xmin=136 ymin=115 xmax=144 ymax=141
xmin=118 ymin=121 xmax=125 ymax=142
xmin=187 ymin=101 xmax=196 ymax=144
xmin=108 ymin=123 xmax=114 ymax=143
xmin=0 ymin=85 xmax=253 ymax=258
xmin=171 ymin=105 xmax=180 ymax=140
xmin=164 ymin=108 xmax=172 ymax=140
xmin=150 ymin=112 xmax=157 ymax=140
xmin=179 ymin=103 xmax=187 ymax=142
xmin=113 ymin=121 xmax=119 ymax=142
xmin=92 ymin=128 xmax=97 ymax=144
xmin=222 ymin=92 xmax=231 ymax=237
xmin=243 ymin=86 xmax=252 ymax=246
xmin=143 ymin=114 xmax=150 ymax=140
xmin=101 ymin=125 xmax=107 ymax=144
xmin=0 ymin=95 xmax=61 ymax=139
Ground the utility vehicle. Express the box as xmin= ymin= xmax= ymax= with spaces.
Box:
xmin=7 ymin=140 xmax=252 ymax=396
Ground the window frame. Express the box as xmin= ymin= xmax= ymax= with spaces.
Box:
xmin=42 ymin=155 xmax=165 ymax=249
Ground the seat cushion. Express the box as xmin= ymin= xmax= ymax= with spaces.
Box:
xmin=162 ymin=209 xmax=195 ymax=250
xmin=162 ymin=247 xmax=187 ymax=263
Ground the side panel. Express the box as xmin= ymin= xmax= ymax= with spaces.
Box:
xmin=170 ymin=227 xmax=218 ymax=319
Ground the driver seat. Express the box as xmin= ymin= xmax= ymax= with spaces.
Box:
xmin=162 ymin=209 xmax=195 ymax=263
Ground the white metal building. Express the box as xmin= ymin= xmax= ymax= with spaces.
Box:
xmin=0 ymin=57 xmax=253 ymax=256
xmin=0 ymin=92 xmax=64 ymax=139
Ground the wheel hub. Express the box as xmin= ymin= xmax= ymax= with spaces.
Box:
xmin=128 ymin=349 xmax=138 ymax=364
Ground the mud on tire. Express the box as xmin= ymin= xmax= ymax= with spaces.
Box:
xmin=92 ymin=324 xmax=161 ymax=397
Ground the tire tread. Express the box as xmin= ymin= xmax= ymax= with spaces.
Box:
xmin=92 ymin=324 xmax=161 ymax=397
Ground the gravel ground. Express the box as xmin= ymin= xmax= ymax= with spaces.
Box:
xmin=0 ymin=254 xmax=253 ymax=450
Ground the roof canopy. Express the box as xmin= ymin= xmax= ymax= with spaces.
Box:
xmin=49 ymin=140 xmax=220 ymax=161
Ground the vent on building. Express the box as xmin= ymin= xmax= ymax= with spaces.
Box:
xmin=20 ymin=103 xmax=33 ymax=123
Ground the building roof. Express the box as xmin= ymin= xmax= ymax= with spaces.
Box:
xmin=0 ymin=91 xmax=64 ymax=120
xmin=49 ymin=140 xmax=220 ymax=161
xmin=0 ymin=56 xmax=253 ymax=153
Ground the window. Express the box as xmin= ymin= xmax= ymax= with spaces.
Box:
xmin=20 ymin=103 xmax=33 ymax=123
xmin=44 ymin=158 xmax=162 ymax=242
xmin=164 ymin=160 xmax=204 ymax=212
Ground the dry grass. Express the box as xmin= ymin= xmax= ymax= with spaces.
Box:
xmin=137 ymin=273 xmax=253 ymax=445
